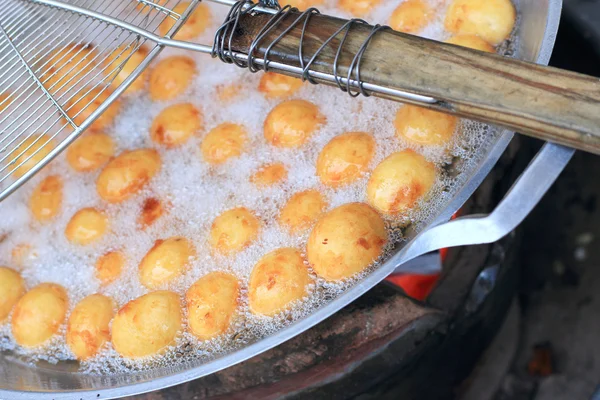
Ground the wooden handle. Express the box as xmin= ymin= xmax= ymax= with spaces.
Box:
xmin=230 ymin=11 xmax=600 ymax=154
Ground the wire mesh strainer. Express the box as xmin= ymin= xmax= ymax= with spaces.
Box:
xmin=0 ymin=0 xmax=201 ymax=202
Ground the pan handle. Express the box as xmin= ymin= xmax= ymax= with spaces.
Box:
xmin=230 ymin=10 xmax=600 ymax=155
xmin=395 ymin=142 xmax=574 ymax=272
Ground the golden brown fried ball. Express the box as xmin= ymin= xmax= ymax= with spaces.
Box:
xmin=95 ymin=251 xmax=125 ymax=285
xmin=445 ymin=34 xmax=495 ymax=52
xmin=11 ymin=244 xmax=36 ymax=268
xmin=367 ymin=150 xmax=436 ymax=215
xmin=209 ymin=207 xmax=260 ymax=255
xmin=111 ymin=291 xmax=182 ymax=359
xmin=159 ymin=2 xmax=212 ymax=40
xmin=104 ymin=45 xmax=149 ymax=94
xmin=249 ymin=163 xmax=287 ymax=187
xmin=258 ymin=72 xmax=303 ymax=99
xmin=138 ymin=197 xmax=166 ymax=229
xmin=11 ymin=283 xmax=69 ymax=347
xmin=139 ymin=237 xmax=196 ymax=289
xmin=307 ymin=203 xmax=387 ymax=281
xmin=149 ymin=56 xmax=196 ymax=101
xmin=200 ymin=123 xmax=247 ymax=164
xmin=185 ymin=272 xmax=240 ymax=340
xmin=29 ymin=175 xmax=63 ymax=223
xmin=389 ymin=0 xmax=433 ymax=33
xmin=445 ymin=0 xmax=516 ymax=46
xmin=279 ymin=190 xmax=327 ymax=232
xmin=0 ymin=93 xmax=12 ymax=112
xmin=65 ymin=207 xmax=108 ymax=245
xmin=66 ymin=87 xmax=121 ymax=132
xmin=394 ymin=105 xmax=458 ymax=146
xmin=338 ymin=0 xmax=381 ymax=16
xmin=216 ymin=83 xmax=241 ymax=103
xmin=0 ymin=267 xmax=26 ymax=322
xmin=264 ymin=100 xmax=325 ymax=148
xmin=43 ymin=44 xmax=98 ymax=89
xmin=66 ymin=294 xmax=115 ymax=360
xmin=66 ymin=133 xmax=115 ymax=172
xmin=150 ymin=103 xmax=202 ymax=148
xmin=249 ymin=248 xmax=311 ymax=316
xmin=7 ymin=134 xmax=53 ymax=178
xmin=316 ymin=132 xmax=375 ymax=187
xmin=96 ymin=149 xmax=161 ymax=203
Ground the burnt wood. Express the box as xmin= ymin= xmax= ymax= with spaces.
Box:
xmin=230 ymin=11 xmax=600 ymax=154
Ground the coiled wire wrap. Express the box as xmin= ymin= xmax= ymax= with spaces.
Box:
xmin=211 ymin=0 xmax=390 ymax=97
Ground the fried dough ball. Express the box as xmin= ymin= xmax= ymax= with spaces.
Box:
xmin=150 ymin=103 xmax=202 ymax=148
xmin=0 ymin=92 xmax=12 ymax=112
xmin=307 ymin=203 xmax=387 ymax=281
xmin=95 ymin=251 xmax=125 ymax=285
xmin=149 ymin=56 xmax=196 ymax=101
xmin=159 ymin=2 xmax=211 ymax=40
xmin=66 ymin=133 xmax=115 ymax=172
xmin=258 ymin=72 xmax=303 ymax=98
xmin=389 ymin=0 xmax=433 ymax=33
xmin=66 ymin=87 xmax=121 ymax=132
xmin=185 ymin=272 xmax=240 ymax=340
xmin=444 ymin=0 xmax=516 ymax=46
xmin=138 ymin=197 xmax=166 ymax=228
xmin=279 ymin=190 xmax=327 ymax=233
xmin=7 ymin=134 xmax=53 ymax=178
xmin=445 ymin=34 xmax=495 ymax=52
xmin=29 ymin=175 xmax=63 ymax=223
xmin=264 ymin=100 xmax=325 ymax=148
xmin=139 ymin=237 xmax=196 ymax=289
xmin=200 ymin=123 xmax=247 ymax=164
xmin=394 ymin=105 xmax=458 ymax=146
xmin=209 ymin=207 xmax=260 ymax=255
xmin=43 ymin=44 xmax=98 ymax=89
xmin=111 ymin=291 xmax=182 ymax=359
xmin=11 ymin=283 xmax=69 ymax=347
xmin=250 ymin=163 xmax=287 ymax=187
xmin=249 ymin=248 xmax=311 ymax=316
xmin=66 ymin=294 xmax=115 ymax=360
xmin=65 ymin=207 xmax=108 ymax=245
xmin=11 ymin=244 xmax=37 ymax=268
xmin=104 ymin=45 xmax=149 ymax=94
xmin=316 ymin=132 xmax=375 ymax=187
xmin=96 ymin=149 xmax=161 ymax=203
xmin=283 ymin=0 xmax=324 ymax=10
xmin=216 ymin=83 xmax=241 ymax=103
xmin=338 ymin=0 xmax=381 ymax=16
xmin=0 ymin=267 xmax=26 ymax=322
xmin=367 ymin=150 xmax=436 ymax=215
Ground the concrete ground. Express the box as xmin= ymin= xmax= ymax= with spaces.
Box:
xmin=465 ymin=5 xmax=600 ymax=398
xmin=507 ymin=3 xmax=600 ymax=397
xmin=500 ymin=149 xmax=600 ymax=400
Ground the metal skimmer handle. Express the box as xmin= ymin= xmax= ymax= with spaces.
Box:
xmin=395 ymin=142 xmax=575 ymax=273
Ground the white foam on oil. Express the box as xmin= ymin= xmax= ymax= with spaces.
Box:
xmin=0 ymin=0 xmax=515 ymax=373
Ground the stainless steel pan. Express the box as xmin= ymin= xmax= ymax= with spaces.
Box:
xmin=0 ymin=0 xmax=570 ymax=398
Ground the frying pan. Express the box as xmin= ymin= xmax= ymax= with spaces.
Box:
xmin=0 ymin=0 xmax=571 ymax=398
